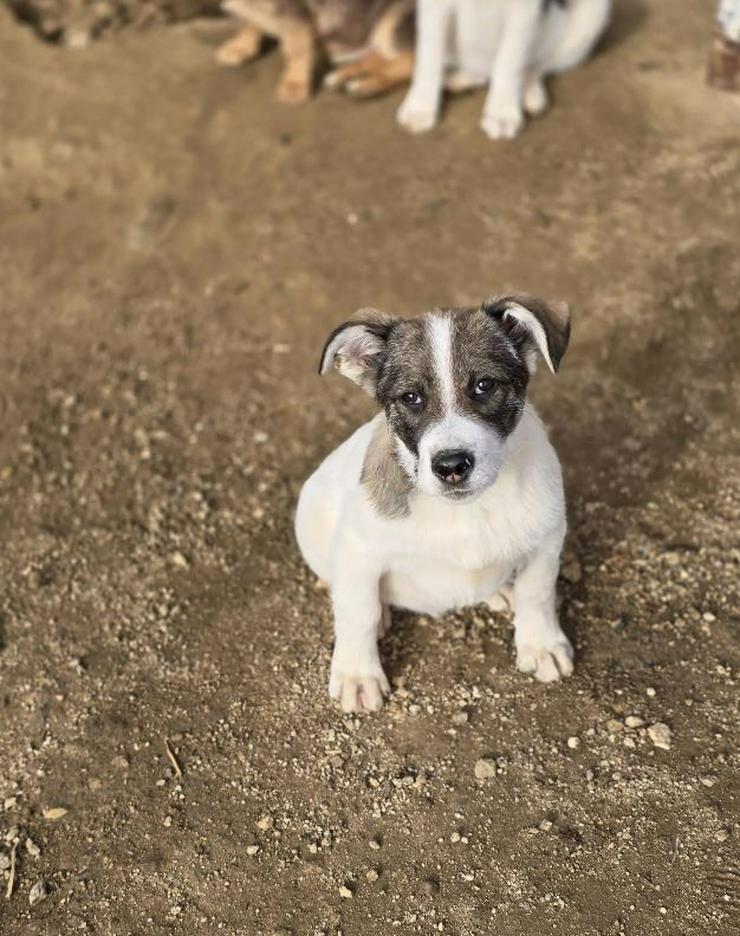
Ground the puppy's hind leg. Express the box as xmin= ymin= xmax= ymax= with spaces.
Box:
xmin=486 ymin=584 xmax=513 ymax=614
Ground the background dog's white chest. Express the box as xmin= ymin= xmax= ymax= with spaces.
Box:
xmin=449 ymin=0 xmax=509 ymax=75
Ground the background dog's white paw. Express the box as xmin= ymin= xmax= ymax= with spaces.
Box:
xmin=517 ymin=639 xmax=573 ymax=682
xmin=480 ymin=107 xmax=524 ymax=140
xmin=329 ymin=664 xmax=390 ymax=712
xmin=523 ymin=78 xmax=549 ymax=116
xmin=397 ymin=95 xmax=438 ymax=134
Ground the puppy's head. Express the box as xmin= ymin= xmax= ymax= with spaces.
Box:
xmin=320 ymin=295 xmax=570 ymax=502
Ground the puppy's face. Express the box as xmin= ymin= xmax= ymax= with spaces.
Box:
xmin=320 ymin=295 xmax=570 ymax=503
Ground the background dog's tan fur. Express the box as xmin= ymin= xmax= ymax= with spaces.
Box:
xmin=218 ymin=0 xmax=414 ymax=101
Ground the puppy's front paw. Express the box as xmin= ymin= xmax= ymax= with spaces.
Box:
xmin=517 ymin=638 xmax=573 ymax=682
xmin=480 ymin=105 xmax=524 ymax=140
xmin=329 ymin=662 xmax=390 ymax=712
xmin=397 ymin=94 xmax=438 ymax=134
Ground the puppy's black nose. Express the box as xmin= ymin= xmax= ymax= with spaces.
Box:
xmin=431 ymin=450 xmax=475 ymax=485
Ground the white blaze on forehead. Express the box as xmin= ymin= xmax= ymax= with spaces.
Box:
xmin=414 ymin=312 xmax=507 ymax=498
xmin=427 ymin=313 xmax=456 ymax=415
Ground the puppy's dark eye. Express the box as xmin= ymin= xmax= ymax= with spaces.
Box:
xmin=401 ymin=391 xmax=424 ymax=408
xmin=473 ymin=377 xmax=495 ymax=397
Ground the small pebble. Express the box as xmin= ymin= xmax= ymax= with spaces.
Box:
xmin=369 ymin=838 xmax=381 ymax=850
xmin=365 ymin=869 xmax=379 ymax=883
xmin=339 ymin=885 xmax=353 ymax=899
xmin=700 ymin=776 xmax=717 ymax=788
xmin=560 ymin=557 xmax=582 ymax=584
xmin=29 ymin=879 xmax=49 ymax=907
xmin=246 ymin=844 xmax=260 ymax=856
xmin=648 ymin=722 xmax=672 ymax=750
xmin=25 ymin=838 xmax=41 ymax=859
xmin=625 ymin=716 xmax=645 ymax=729
xmin=539 ymin=820 xmax=553 ymax=832
xmin=42 ymin=807 xmax=68 ymax=821
xmin=256 ymin=815 xmax=273 ymax=831
xmin=171 ymin=551 xmax=189 ymax=569
xmin=646 ymin=687 xmax=657 ymax=697
xmin=0 ymin=851 xmax=10 ymax=871
xmin=474 ymin=758 xmax=497 ymax=780
xmin=450 ymin=831 xmax=461 ymax=843
xmin=567 ymin=736 xmax=580 ymax=750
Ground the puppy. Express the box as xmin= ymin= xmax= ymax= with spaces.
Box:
xmin=216 ymin=0 xmax=415 ymax=103
xmin=295 ymin=294 xmax=574 ymax=713
xmin=398 ymin=0 xmax=612 ymax=138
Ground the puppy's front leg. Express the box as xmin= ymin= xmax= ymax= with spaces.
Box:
xmin=397 ymin=0 xmax=455 ymax=133
xmin=481 ymin=0 xmax=541 ymax=139
xmin=329 ymin=546 xmax=389 ymax=712
xmin=513 ymin=529 xmax=573 ymax=682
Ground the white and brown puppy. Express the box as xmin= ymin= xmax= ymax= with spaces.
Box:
xmin=398 ymin=0 xmax=612 ymax=138
xmin=295 ymin=295 xmax=574 ymax=713
xmin=217 ymin=0 xmax=415 ymax=103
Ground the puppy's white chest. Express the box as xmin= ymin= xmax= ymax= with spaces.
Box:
xmin=379 ymin=495 xmax=522 ymax=615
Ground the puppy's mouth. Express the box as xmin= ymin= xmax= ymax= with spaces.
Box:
xmin=441 ymin=486 xmax=477 ymax=502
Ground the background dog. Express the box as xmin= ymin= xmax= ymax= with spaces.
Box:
xmin=398 ymin=0 xmax=612 ymax=138
xmin=217 ymin=0 xmax=415 ymax=102
xmin=295 ymin=294 xmax=573 ymax=713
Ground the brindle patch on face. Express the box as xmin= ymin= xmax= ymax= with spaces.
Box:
xmin=375 ymin=308 xmax=529 ymax=464
xmin=375 ymin=317 xmax=444 ymax=460
xmin=449 ymin=307 xmax=530 ymax=438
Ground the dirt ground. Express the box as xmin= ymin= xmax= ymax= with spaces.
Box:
xmin=1 ymin=1 xmax=739 ymax=934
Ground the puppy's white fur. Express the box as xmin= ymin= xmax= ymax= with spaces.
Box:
xmin=296 ymin=309 xmax=573 ymax=712
xmin=398 ymin=0 xmax=612 ymax=138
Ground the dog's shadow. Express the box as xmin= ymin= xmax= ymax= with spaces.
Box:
xmin=600 ymin=0 xmax=648 ymax=56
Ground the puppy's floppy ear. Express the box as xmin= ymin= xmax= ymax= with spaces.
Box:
xmin=483 ymin=294 xmax=571 ymax=374
xmin=318 ymin=309 xmax=395 ymax=395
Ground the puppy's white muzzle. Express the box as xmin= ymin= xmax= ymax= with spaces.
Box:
xmin=416 ymin=415 xmax=506 ymax=500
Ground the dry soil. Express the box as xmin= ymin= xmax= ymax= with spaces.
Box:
xmin=0 ymin=2 xmax=739 ymax=935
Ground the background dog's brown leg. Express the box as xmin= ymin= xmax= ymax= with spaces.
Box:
xmin=215 ymin=24 xmax=263 ymax=67
xmin=325 ymin=50 xmax=414 ymax=98
xmin=277 ymin=18 xmax=317 ymax=103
